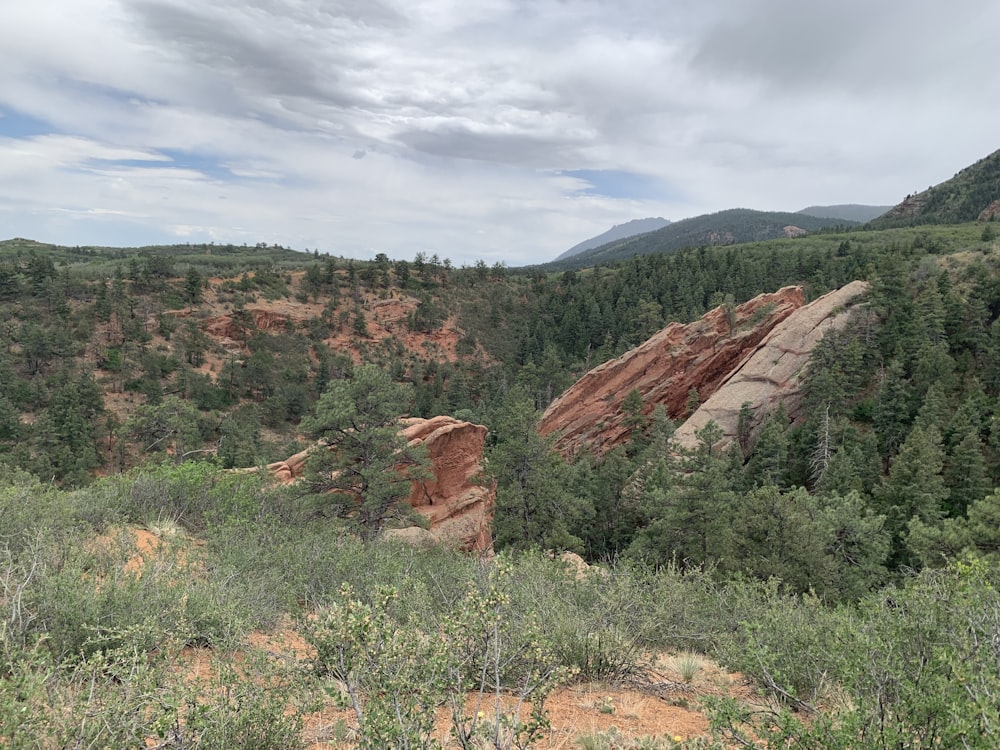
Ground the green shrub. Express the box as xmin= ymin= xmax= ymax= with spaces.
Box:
xmin=708 ymin=578 xmax=846 ymax=706
xmin=304 ymin=559 xmax=569 ymax=750
xmin=26 ymin=529 xmax=244 ymax=659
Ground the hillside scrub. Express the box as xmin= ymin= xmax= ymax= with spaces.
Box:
xmin=1 ymin=464 xmax=999 ymax=747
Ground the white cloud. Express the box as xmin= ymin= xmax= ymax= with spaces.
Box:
xmin=0 ymin=0 xmax=997 ymax=265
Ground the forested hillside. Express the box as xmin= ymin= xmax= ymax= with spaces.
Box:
xmin=4 ymin=220 xmax=1000 ymax=578
xmin=869 ymin=147 xmax=1000 ymax=227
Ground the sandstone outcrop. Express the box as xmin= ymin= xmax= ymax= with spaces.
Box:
xmin=539 ymin=287 xmax=806 ymax=456
xmin=396 ymin=416 xmax=494 ymax=552
xmin=672 ymin=280 xmax=868 ymax=449
xmin=204 ymin=308 xmax=292 ymax=342
xmin=246 ymin=416 xmax=494 ymax=552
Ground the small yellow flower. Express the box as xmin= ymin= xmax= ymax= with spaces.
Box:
xmin=673 ymin=736 xmax=683 ymax=743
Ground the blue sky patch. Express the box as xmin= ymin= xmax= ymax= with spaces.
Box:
xmin=100 ymin=148 xmax=236 ymax=181
xmin=560 ymin=169 xmax=678 ymax=201
xmin=0 ymin=109 xmax=59 ymax=138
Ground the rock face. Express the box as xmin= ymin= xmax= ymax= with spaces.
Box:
xmin=204 ymin=308 xmax=291 ymax=343
xmin=539 ymin=287 xmax=806 ymax=456
xmin=396 ymin=417 xmax=494 ymax=552
xmin=672 ymin=280 xmax=868 ymax=449
xmin=249 ymin=416 xmax=494 ymax=552
xmin=980 ymin=199 xmax=1000 ymax=222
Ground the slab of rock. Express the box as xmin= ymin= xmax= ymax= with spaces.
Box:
xmin=399 ymin=416 xmax=494 ymax=552
xmin=672 ymin=280 xmax=868 ymax=449
xmin=539 ymin=287 xmax=806 ymax=456
xmin=243 ymin=416 xmax=494 ymax=552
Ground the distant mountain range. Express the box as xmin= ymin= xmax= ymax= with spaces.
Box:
xmin=555 ymin=218 xmax=671 ymax=261
xmin=548 ymin=146 xmax=1000 ymax=271
xmin=544 ymin=209 xmax=856 ymax=270
xmin=797 ymin=204 xmax=892 ymax=223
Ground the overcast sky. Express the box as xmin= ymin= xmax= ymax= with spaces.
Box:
xmin=1 ymin=0 xmax=997 ymax=266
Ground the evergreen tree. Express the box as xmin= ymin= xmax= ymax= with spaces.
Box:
xmin=873 ymin=358 xmax=914 ymax=465
xmin=743 ymin=405 xmax=790 ymax=489
xmin=943 ymin=428 xmax=990 ymax=517
xmin=184 ymin=266 xmax=203 ymax=304
xmin=487 ymin=387 xmax=592 ymax=553
xmin=874 ymin=424 xmax=948 ymax=568
xmin=628 ymin=421 xmax=735 ymax=570
xmin=574 ymin=446 xmax=641 ymax=560
xmin=125 ymin=395 xmax=202 ymax=466
xmin=301 ymin=365 xmax=429 ymax=541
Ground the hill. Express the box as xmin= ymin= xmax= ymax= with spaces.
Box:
xmin=868 ymin=147 xmax=1000 ymax=228
xmin=539 ymin=208 xmax=856 ymax=270
xmin=797 ymin=204 xmax=892 ymax=222
xmin=553 ymin=217 xmax=670 ymax=262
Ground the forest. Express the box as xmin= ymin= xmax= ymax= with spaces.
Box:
xmin=2 ymin=210 xmax=1000 ymax=747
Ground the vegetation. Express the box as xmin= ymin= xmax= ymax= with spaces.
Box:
xmin=301 ymin=364 xmax=431 ymax=539
xmin=868 ymin=147 xmax=1000 ymax=228
xmin=2 ymin=147 xmax=1000 ymax=744
xmin=1 ymin=464 xmax=998 ymax=747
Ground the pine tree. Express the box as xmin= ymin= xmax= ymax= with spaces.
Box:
xmin=487 ymin=387 xmax=592 ymax=552
xmin=875 ymin=425 xmax=948 ymax=568
xmin=302 ymin=365 xmax=430 ymax=541
xmin=628 ymin=421 xmax=735 ymax=570
xmin=943 ymin=428 xmax=990 ymax=517
xmin=743 ymin=405 xmax=790 ymax=489
xmin=184 ymin=265 xmax=203 ymax=304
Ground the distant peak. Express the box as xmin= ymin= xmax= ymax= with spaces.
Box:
xmin=554 ymin=217 xmax=671 ymax=262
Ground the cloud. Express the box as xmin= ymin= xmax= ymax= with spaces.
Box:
xmin=0 ymin=0 xmax=997 ymax=265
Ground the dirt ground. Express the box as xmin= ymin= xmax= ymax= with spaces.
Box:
xmin=242 ymin=624 xmax=752 ymax=749
xmin=127 ymin=530 xmax=760 ymax=749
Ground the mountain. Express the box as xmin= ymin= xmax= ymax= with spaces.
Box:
xmin=541 ymin=208 xmax=856 ymax=270
xmin=868 ymin=147 xmax=1000 ymax=228
xmin=554 ymin=217 xmax=670 ymax=261
xmin=797 ymin=204 xmax=892 ymax=223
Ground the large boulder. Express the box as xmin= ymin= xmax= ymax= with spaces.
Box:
xmin=539 ymin=287 xmax=806 ymax=456
xmin=396 ymin=416 xmax=494 ymax=553
xmin=248 ymin=416 xmax=494 ymax=552
xmin=672 ymin=280 xmax=868 ymax=449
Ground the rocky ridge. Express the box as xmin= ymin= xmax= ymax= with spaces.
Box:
xmin=540 ymin=281 xmax=869 ymax=456
xmin=672 ymin=280 xmax=869 ymax=449
xmin=539 ymin=287 xmax=806 ymax=455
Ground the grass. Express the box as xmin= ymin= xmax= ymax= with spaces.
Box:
xmin=670 ymin=652 xmax=704 ymax=684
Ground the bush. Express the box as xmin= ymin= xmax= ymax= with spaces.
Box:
xmin=304 ymin=559 xmax=570 ymax=750
xmin=26 ymin=528 xmax=243 ymax=659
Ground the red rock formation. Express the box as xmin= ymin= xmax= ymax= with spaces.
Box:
xmin=203 ymin=308 xmax=290 ymax=342
xmin=246 ymin=416 xmax=494 ymax=552
xmin=396 ymin=417 xmax=494 ymax=552
xmin=539 ymin=287 xmax=806 ymax=456
xmin=672 ymin=280 xmax=868 ymax=449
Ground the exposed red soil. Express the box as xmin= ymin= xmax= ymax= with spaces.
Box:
xmin=102 ymin=528 xmax=758 ymax=748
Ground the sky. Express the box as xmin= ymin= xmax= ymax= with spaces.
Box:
xmin=0 ymin=1 xmax=998 ymax=267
